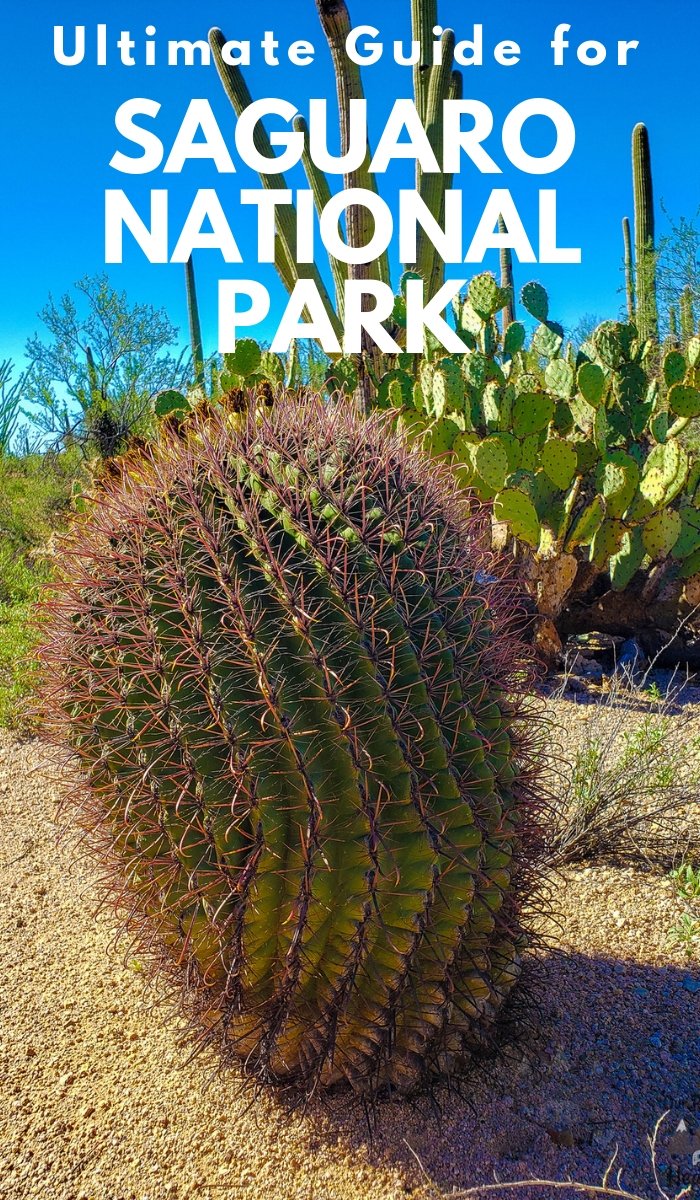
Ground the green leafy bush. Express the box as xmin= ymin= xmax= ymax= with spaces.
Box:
xmin=0 ymin=449 xmax=79 ymax=728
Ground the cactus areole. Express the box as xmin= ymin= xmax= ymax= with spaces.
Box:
xmin=41 ymin=396 xmax=543 ymax=1096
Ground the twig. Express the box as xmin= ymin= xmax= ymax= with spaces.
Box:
xmin=0 ymin=837 xmax=35 ymax=869
xmin=403 ymin=1140 xmax=442 ymax=1198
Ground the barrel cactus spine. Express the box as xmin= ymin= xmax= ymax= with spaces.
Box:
xmin=40 ymin=395 xmax=546 ymax=1096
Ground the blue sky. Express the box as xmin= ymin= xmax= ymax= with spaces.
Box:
xmin=1 ymin=0 xmax=698 ymax=367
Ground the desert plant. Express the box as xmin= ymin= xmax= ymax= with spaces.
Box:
xmin=208 ymin=0 xmax=463 ymax=403
xmin=380 ymin=273 xmax=700 ymax=658
xmin=184 ymin=255 xmax=205 ymax=391
xmin=656 ymin=210 xmax=700 ymax=341
xmin=152 ymin=338 xmax=287 ymax=427
xmin=622 ymin=216 xmax=635 ymax=323
xmin=680 ymin=286 xmax=695 ymax=344
xmin=669 ymin=913 xmax=700 ymax=959
xmin=632 ymin=123 xmax=658 ymax=342
xmin=670 ymin=860 xmax=700 ymax=900
xmin=0 ymin=359 xmax=23 ymax=454
xmin=0 ymin=541 xmax=50 ymax=729
xmin=547 ymin=672 xmax=700 ymax=866
xmin=22 ymin=274 xmax=190 ymax=456
xmin=39 ymin=394 xmax=545 ymax=1096
xmin=498 ymin=216 xmax=516 ymax=331
xmin=0 ymin=448 xmax=79 ymax=728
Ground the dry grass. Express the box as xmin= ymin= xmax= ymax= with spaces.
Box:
xmin=544 ymin=670 xmax=700 ymax=869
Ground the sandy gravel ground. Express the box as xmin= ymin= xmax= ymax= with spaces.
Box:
xmin=1 ymin=715 xmax=699 ymax=1200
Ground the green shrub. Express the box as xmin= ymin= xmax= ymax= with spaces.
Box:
xmin=0 ymin=448 xmax=80 ymax=728
xmin=0 ymin=449 xmax=79 ymax=551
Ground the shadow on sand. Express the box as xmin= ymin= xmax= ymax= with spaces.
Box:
xmin=302 ymin=949 xmax=700 ymax=1199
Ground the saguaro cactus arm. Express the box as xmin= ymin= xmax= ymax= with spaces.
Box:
xmin=680 ymin=286 xmax=695 ymax=342
xmin=314 ymin=0 xmax=391 ymax=287
xmin=416 ymin=29 xmax=456 ymax=292
xmin=292 ymin=115 xmax=347 ymax=322
xmin=208 ymin=28 xmax=343 ymax=340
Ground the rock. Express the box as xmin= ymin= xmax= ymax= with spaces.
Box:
xmin=682 ymin=975 xmax=700 ymax=994
xmin=566 ymin=653 xmax=604 ymax=682
xmin=649 ymin=1033 xmax=662 ymax=1049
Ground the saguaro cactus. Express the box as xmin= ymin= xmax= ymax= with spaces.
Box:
xmin=632 ymin=123 xmax=658 ymax=341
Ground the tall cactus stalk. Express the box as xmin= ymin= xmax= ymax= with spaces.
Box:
xmin=669 ymin=306 xmax=679 ymax=344
xmin=184 ymin=256 xmax=204 ymax=390
xmin=425 ymin=67 xmax=462 ymax=302
xmin=208 ymin=28 xmax=342 ymax=341
xmin=415 ymin=30 xmax=455 ymax=293
xmin=292 ymin=115 xmax=346 ymax=324
xmin=411 ymin=0 xmax=437 ymax=126
xmin=412 ymin=0 xmax=438 ymax=205
xmin=622 ymin=216 xmax=635 ymax=322
xmin=632 ymin=123 xmax=658 ymax=341
xmin=314 ymin=0 xmax=390 ymax=288
xmin=498 ymin=216 xmax=516 ymax=330
xmin=680 ymin=286 xmax=695 ymax=343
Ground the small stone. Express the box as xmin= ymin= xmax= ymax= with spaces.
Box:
xmin=58 ymin=1073 xmax=75 ymax=1089
xmin=649 ymin=1033 xmax=662 ymax=1049
xmin=682 ymin=975 xmax=700 ymax=994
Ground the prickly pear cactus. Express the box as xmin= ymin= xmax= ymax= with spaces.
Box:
xmin=40 ymin=395 xmax=544 ymax=1096
xmin=378 ymin=272 xmax=700 ymax=650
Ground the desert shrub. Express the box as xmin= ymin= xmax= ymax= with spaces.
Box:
xmin=0 ymin=448 xmax=79 ymax=728
xmin=0 ymin=449 xmax=80 ymax=551
xmin=548 ymin=673 xmax=700 ymax=866
xmin=668 ymin=913 xmax=700 ymax=959
xmin=0 ymin=542 xmax=49 ymax=729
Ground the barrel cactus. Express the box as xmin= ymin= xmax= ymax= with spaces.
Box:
xmin=40 ymin=395 xmax=544 ymax=1096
